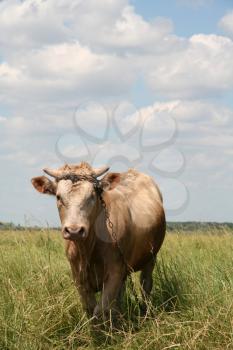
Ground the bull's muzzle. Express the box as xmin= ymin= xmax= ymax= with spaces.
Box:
xmin=63 ymin=225 xmax=87 ymax=240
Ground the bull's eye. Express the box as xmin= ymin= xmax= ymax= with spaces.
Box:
xmin=56 ymin=195 xmax=64 ymax=205
xmin=56 ymin=194 xmax=65 ymax=207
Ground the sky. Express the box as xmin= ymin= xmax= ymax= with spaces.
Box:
xmin=0 ymin=0 xmax=233 ymax=225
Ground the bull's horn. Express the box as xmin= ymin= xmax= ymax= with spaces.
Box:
xmin=43 ymin=168 xmax=62 ymax=178
xmin=93 ymin=166 xmax=110 ymax=177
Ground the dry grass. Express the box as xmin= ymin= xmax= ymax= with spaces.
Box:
xmin=0 ymin=228 xmax=232 ymax=349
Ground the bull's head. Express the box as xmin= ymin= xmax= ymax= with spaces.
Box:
xmin=31 ymin=162 xmax=120 ymax=241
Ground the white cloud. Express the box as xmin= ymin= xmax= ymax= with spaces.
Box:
xmin=0 ymin=111 xmax=73 ymax=137
xmin=0 ymin=0 xmax=173 ymax=54
xmin=1 ymin=1 xmax=233 ymax=104
xmin=132 ymin=100 xmax=233 ymax=195
xmin=219 ymin=11 xmax=233 ymax=38
xmin=138 ymin=99 xmax=233 ymax=148
xmin=0 ymin=116 xmax=7 ymax=122
xmin=0 ymin=42 xmax=136 ymax=104
xmin=146 ymin=34 xmax=233 ymax=98
xmin=72 ymin=5 xmax=174 ymax=53
xmin=0 ymin=63 xmax=22 ymax=82
xmin=0 ymin=0 xmax=176 ymax=105
xmin=3 ymin=98 xmax=233 ymax=169
xmin=0 ymin=0 xmax=70 ymax=50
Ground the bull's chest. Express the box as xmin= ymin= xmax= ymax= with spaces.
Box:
xmin=66 ymin=243 xmax=105 ymax=292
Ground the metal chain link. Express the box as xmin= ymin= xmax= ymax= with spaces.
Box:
xmin=97 ymin=193 xmax=127 ymax=265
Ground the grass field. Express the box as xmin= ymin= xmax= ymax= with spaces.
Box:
xmin=0 ymin=228 xmax=232 ymax=350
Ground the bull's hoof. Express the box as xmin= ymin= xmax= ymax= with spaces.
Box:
xmin=93 ymin=305 xmax=122 ymax=324
xmin=139 ymin=301 xmax=156 ymax=318
xmin=139 ymin=302 xmax=153 ymax=317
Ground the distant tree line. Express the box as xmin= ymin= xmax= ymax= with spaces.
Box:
xmin=0 ymin=221 xmax=233 ymax=232
xmin=167 ymin=222 xmax=233 ymax=231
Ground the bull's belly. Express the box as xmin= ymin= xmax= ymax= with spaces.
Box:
xmin=128 ymin=221 xmax=166 ymax=271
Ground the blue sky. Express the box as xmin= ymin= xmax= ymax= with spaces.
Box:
xmin=0 ymin=0 xmax=233 ymax=225
xmin=133 ymin=0 xmax=230 ymax=36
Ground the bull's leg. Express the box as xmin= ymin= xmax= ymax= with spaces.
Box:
xmin=93 ymin=271 xmax=124 ymax=319
xmin=77 ymin=284 xmax=97 ymax=317
xmin=140 ymin=258 xmax=155 ymax=312
xmin=117 ymin=279 xmax=126 ymax=309
xmin=70 ymin=264 xmax=97 ymax=317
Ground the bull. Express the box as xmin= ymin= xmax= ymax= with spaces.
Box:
xmin=31 ymin=162 xmax=166 ymax=318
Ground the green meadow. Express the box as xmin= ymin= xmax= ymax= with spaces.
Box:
xmin=0 ymin=228 xmax=232 ymax=349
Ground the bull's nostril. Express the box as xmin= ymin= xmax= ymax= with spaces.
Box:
xmin=79 ymin=227 xmax=85 ymax=236
xmin=64 ymin=226 xmax=70 ymax=234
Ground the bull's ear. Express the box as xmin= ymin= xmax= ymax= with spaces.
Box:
xmin=101 ymin=173 xmax=121 ymax=191
xmin=31 ymin=176 xmax=57 ymax=195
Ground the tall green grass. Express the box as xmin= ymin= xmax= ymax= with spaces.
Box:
xmin=0 ymin=229 xmax=232 ymax=349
